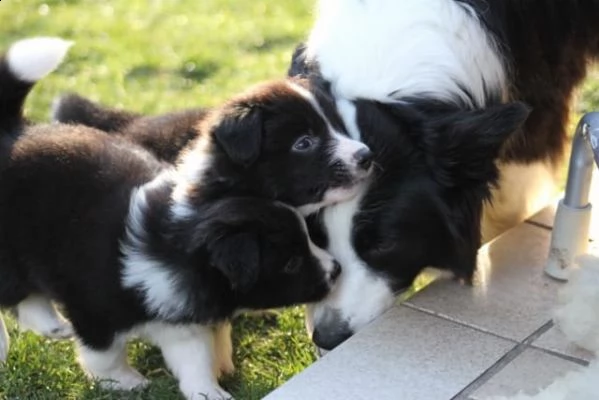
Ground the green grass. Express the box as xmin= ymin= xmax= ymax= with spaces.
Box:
xmin=0 ymin=0 xmax=317 ymax=399
xmin=3 ymin=1 xmax=599 ymax=399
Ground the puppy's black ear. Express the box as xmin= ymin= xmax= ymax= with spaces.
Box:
xmin=213 ymin=105 xmax=263 ymax=167
xmin=424 ymin=102 xmax=531 ymax=187
xmin=209 ymin=231 xmax=260 ymax=292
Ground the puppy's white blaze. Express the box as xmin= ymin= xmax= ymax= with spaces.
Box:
xmin=121 ymin=175 xmax=190 ymax=319
xmin=332 ymin=131 xmax=367 ymax=166
xmin=306 ymin=0 xmax=507 ymax=108
xmin=309 ymin=193 xmax=395 ymax=331
xmin=7 ymin=37 xmax=73 ymax=82
xmin=286 ymin=81 xmax=333 ymax=130
xmin=0 ymin=314 xmax=8 ymax=363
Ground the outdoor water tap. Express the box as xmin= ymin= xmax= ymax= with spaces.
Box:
xmin=545 ymin=113 xmax=599 ymax=280
xmin=591 ymin=123 xmax=599 ymax=169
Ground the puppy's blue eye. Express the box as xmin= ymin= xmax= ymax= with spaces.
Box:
xmin=293 ymin=136 xmax=314 ymax=152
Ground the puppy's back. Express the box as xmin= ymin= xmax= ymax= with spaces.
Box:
xmin=53 ymin=94 xmax=208 ymax=163
xmin=0 ymin=125 xmax=165 ymax=278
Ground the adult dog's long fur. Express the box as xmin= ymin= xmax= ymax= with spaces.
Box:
xmin=286 ymin=0 xmax=599 ymax=349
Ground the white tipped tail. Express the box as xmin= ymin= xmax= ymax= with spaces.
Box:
xmin=6 ymin=37 xmax=73 ymax=82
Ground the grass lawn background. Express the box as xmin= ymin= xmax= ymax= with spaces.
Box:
xmin=0 ymin=1 xmax=316 ymax=399
xmin=1 ymin=0 xmax=599 ymax=399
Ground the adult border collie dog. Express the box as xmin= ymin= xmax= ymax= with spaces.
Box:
xmin=0 ymin=37 xmax=374 ymax=399
xmin=288 ymin=0 xmax=599 ymax=350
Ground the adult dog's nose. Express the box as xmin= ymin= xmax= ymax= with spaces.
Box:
xmin=312 ymin=325 xmax=353 ymax=351
xmin=353 ymin=147 xmax=373 ymax=170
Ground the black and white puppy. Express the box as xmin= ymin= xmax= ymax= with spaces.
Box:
xmin=52 ymin=94 xmax=207 ymax=164
xmin=0 ymin=37 xmax=372 ymax=399
xmin=286 ymin=0 xmax=599 ymax=350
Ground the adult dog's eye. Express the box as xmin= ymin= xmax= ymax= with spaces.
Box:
xmin=293 ymin=136 xmax=314 ymax=152
xmin=284 ymin=257 xmax=303 ymax=274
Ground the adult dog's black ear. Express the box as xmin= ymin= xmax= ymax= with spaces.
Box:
xmin=213 ymin=105 xmax=263 ymax=167
xmin=208 ymin=231 xmax=260 ymax=292
xmin=424 ymin=102 xmax=531 ymax=188
xmin=288 ymin=42 xmax=310 ymax=78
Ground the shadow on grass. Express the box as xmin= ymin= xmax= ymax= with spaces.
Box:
xmin=245 ymin=34 xmax=300 ymax=54
xmin=126 ymin=61 xmax=220 ymax=84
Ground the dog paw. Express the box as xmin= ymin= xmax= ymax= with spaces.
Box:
xmin=45 ymin=320 xmax=74 ymax=339
xmin=217 ymin=357 xmax=235 ymax=378
xmin=97 ymin=368 xmax=150 ymax=391
xmin=184 ymin=384 xmax=233 ymax=400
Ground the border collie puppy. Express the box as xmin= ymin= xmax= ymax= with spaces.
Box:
xmin=52 ymin=94 xmax=207 ymax=163
xmin=0 ymin=37 xmax=375 ymax=399
xmin=287 ymin=0 xmax=599 ymax=350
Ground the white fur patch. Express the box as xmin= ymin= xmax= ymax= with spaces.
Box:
xmin=140 ymin=322 xmax=231 ymax=400
xmin=121 ymin=171 xmax=191 ymax=320
xmin=306 ymin=0 xmax=507 ymax=108
xmin=171 ymin=140 xmax=213 ymax=221
xmin=77 ymin=335 xmax=149 ymax=391
xmin=16 ymin=295 xmax=73 ymax=339
xmin=308 ymin=190 xmax=395 ymax=334
xmin=332 ymin=131 xmax=368 ymax=168
xmin=336 ymin=98 xmax=361 ymax=140
xmin=7 ymin=37 xmax=73 ymax=82
xmin=297 ymin=183 xmax=368 ymax=216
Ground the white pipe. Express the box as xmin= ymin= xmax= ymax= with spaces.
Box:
xmin=545 ymin=113 xmax=599 ymax=280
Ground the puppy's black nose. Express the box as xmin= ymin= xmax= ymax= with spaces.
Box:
xmin=353 ymin=147 xmax=373 ymax=170
xmin=330 ymin=260 xmax=342 ymax=281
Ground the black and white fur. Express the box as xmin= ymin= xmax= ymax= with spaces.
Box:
xmin=0 ymin=37 xmax=378 ymax=399
xmin=287 ymin=0 xmax=599 ymax=350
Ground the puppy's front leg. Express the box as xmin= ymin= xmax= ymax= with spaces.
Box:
xmin=213 ymin=321 xmax=234 ymax=378
xmin=77 ymin=335 xmax=149 ymax=390
xmin=144 ymin=323 xmax=233 ymax=400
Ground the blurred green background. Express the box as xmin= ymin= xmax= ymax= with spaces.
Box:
xmin=1 ymin=0 xmax=598 ymax=399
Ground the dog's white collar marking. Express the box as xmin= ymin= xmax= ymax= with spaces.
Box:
xmin=171 ymin=139 xmax=213 ymax=221
xmin=121 ymin=171 xmax=191 ymax=319
xmin=306 ymin=0 xmax=507 ymax=108
xmin=308 ymin=192 xmax=396 ymax=333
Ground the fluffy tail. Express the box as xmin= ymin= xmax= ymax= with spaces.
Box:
xmin=52 ymin=92 xmax=139 ymax=132
xmin=0 ymin=37 xmax=72 ymax=135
